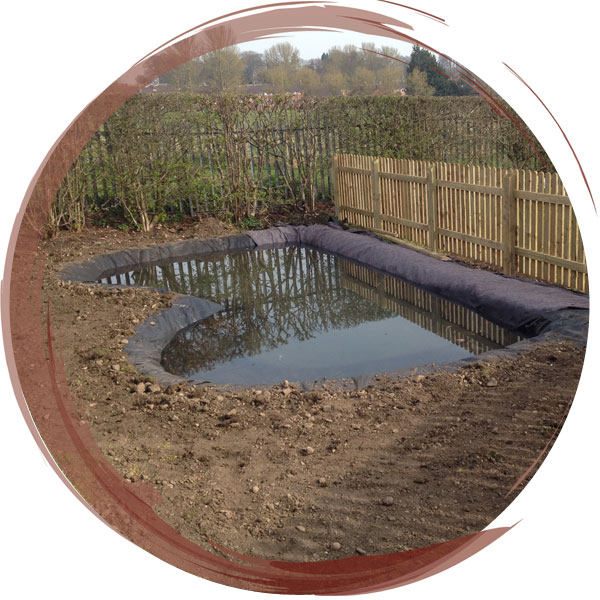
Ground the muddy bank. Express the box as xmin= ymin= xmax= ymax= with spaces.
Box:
xmin=40 ymin=219 xmax=586 ymax=562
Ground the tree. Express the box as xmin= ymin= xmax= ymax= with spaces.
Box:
xmin=407 ymin=46 xmax=443 ymax=93
xmin=161 ymin=59 xmax=202 ymax=91
xmin=304 ymin=57 xmax=324 ymax=74
xmin=264 ymin=42 xmax=300 ymax=70
xmin=264 ymin=65 xmax=292 ymax=93
xmin=406 ymin=68 xmax=435 ymax=96
xmin=408 ymin=45 xmax=474 ymax=96
xmin=322 ymin=45 xmax=361 ymax=78
xmin=241 ymin=50 xmax=264 ymax=85
xmin=339 ymin=45 xmax=362 ymax=77
xmin=379 ymin=45 xmax=407 ymax=68
xmin=200 ymin=46 xmax=245 ymax=92
xmin=350 ymin=66 xmax=376 ymax=95
xmin=263 ymin=43 xmax=301 ymax=93
xmin=294 ymin=66 xmax=321 ymax=95
xmin=360 ymin=42 xmax=382 ymax=72
xmin=321 ymin=70 xmax=347 ymax=96
xmin=438 ymin=57 xmax=477 ymax=96
xmin=377 ymin=65 xmax=406 ymax=95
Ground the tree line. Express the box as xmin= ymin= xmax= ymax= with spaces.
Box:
xmin=159 ymin=42 xmax=477 ymax=97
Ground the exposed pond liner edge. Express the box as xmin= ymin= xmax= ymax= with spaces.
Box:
xmin=57 ymin=224 xmax=589 ymax=389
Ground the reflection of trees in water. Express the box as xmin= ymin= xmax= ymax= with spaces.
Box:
xmin=107 ymin=244 xmax=523 ymax=378
xmin=157 ymin=246 xmax=396 ymax=376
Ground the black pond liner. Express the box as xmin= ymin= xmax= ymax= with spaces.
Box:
xmin=58 ymin=224 xmax=589 ymax=389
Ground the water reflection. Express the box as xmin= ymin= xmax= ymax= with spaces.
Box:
xmin=106 ymin=245 xmax=522 ymax=384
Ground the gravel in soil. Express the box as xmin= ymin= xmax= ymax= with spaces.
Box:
xmin=40 ymin=218 xmax=585 ymax=562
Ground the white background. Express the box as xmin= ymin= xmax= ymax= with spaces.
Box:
xmin=1 ymin=1 xmax=598 ymax=598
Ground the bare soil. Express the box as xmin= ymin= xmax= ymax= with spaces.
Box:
xmin=41 ymin=217 xmax=585 ymax=562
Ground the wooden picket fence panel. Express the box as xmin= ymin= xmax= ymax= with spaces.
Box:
xmin=332 ymin=153 xmax=588 ymax=293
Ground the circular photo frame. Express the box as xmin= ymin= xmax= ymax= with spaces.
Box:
xmin=2 ymin=1 xmax=597 ymax=598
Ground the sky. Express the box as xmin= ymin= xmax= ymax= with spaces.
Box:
xmin=237 ymin=28 xmax=414 ymax=60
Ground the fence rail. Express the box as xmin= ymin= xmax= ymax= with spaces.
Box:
xmin=332 ymin=153 xmax=588 ymax=292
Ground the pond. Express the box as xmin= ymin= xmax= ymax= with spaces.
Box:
xmin=100 ymin=245 xmax=524 ymax=385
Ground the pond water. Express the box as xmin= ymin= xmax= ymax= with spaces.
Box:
xmin=102 ymin=245 xmax=523 ymax=385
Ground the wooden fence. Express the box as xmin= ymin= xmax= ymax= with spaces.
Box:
xmin=332 ymin=153 xmax=588 ymax=292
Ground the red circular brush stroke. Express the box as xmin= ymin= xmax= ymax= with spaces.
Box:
xmin=3 ymin=1 xmax=574 ymax=594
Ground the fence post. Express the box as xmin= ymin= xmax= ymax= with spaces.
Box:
xmin=431 ymin=296 xmax=442 ymax=335
xmin=331 ymin=155 xmax=339 ymax=218
xmin=377 ymin=272 xmax=385 ymax=305
xmin=502 ymin=173 xmax=517 ymax=276
xmin=371 ymin=158 xmax=382 ymax=230
xmin=426 ymin=166 xmax=438 ymax=252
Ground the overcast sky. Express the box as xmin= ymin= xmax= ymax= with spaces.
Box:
xmin=237 ymin=29 xmax=414 ymax=60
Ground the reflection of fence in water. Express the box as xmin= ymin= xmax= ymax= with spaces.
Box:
xmin=104 ymin=247 xmax=399 ymax=374
xmin=99 ymin=246 xmax=522 ymax=375
xmin=339 ymin=260 xmax=522 ymax=355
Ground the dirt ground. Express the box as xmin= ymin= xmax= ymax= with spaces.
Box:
xmin=40 ymin=217 xmax=586 ymax=562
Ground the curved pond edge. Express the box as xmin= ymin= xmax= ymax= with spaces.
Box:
xmin=58 ymin=224 xmax=589 ymax=389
